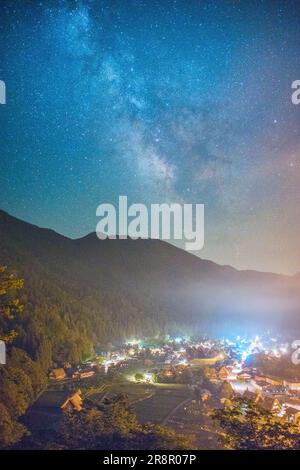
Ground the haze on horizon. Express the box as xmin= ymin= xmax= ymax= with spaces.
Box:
xmin=1 ymin=0 xmax=300 ymax=275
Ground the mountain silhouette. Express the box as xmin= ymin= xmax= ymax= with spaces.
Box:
xmin=0 ymin=209 xmax=299 ymax=339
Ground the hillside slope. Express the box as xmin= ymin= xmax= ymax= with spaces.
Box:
xmin=0 ymin=209 xmax=299 ymax=341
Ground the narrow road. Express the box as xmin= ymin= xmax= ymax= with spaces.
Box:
xmin=162 ymin=397 xmax=192 ymax=425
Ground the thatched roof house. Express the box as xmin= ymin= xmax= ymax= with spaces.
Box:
xmin=49 ymin=368 xmax=66 ymax=380
xmin=61 ymin=390 xmax=83 ymax=412
xmin=260 ymin=396 xmax=281 ymax=414
xmin=285 ymin=407 xmax=300 ymax=425
xmin=243 ymin=389 xmax=262 ymax=404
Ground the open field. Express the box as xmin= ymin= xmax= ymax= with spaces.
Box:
xmin=134 ymin=386 xmax=191 ymax=424
xmin=103 ymin=379 xmax=192 ymax=425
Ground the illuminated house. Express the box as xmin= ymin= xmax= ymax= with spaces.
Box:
xmin=254 ymin=375 xmax=283 ymax=386
xmin=218 ymin=366 xmax=230 ymax=380
xmin=73 ymin=369 xmax=95 ymax=379
xmin=49 ymin=368 xmax=66 ymax=380
xmin=264 ymin=384 xmax=287 ymax=395
xmin=283 ymin=380 xmax=300 ymax=391
xmin=285 ymin=407 xmax=300 ymax=425
xmin=237 ymin=371 xmax=252 ymax=381
xmin=281 ymin=397 xmax=300 ymax=409
xmin=260 ymin=397 xmax=282 ymax=414
xmin=61 ymin=390 xmax=83 ymax=412
xmin=243 ymin=389 xmax=262 ymax=404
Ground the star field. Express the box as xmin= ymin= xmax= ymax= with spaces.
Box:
xmin=0 ymin=0 xmax=300 ymax=274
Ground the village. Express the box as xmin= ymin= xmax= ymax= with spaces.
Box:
xmin=43 ymin=333 xmax=300 ymax=438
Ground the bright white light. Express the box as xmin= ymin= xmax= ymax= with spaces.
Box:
xmin=104 ymin=360 xmax=112 ymax=374
xmin=178 ymin=359 xmax=188 ymax=365
xmin=126 ymin=339 xmax=141 ymax=347
xmin=145 ymin=373 xmax=153 ymax=382
xmin=241 ymin=351 xmax=249 ymax=362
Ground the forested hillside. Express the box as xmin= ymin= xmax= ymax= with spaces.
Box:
xmin=0 ymin=212 xmax=167 ymax=447
xmin=1 ymin=209 xmax=300 ymax=446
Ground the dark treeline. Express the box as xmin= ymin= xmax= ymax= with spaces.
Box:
xmin=0 ymin=252 xmax=166 ymax=448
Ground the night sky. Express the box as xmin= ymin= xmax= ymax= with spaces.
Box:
xmin=1 ymin=0 xmax=300 ymax=274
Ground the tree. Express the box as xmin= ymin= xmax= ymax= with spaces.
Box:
xmin=59 ymin=407 xmax=106 ymax=449
xmin=0 ymin=265 xmax=24 ymax=342
xmin=0 ymin=403 xmax=27 ymax=449
xmin=57 ymin=396 xmax=195 ymax=450
xmin=139 ymin=424 xmax=196 ymax=450
xmin=210 ymin=397 xmax=300 ymax=449
xmin=134 ymin=372 xmax=145 ymax=382
xmin=0 ymin=366 xmax=33 ymax=417
xmin=203 ymin=366 xmax=217 ymax=380
xmin=102 ymin=394 xmax=141 ymax=437
xmin=219 ymin=381 xmax=234 ymax=400
xmin=58 ymin=394 xmax=141 ymax=449
xmin=172 ymin=365 xmax=193 ymax=384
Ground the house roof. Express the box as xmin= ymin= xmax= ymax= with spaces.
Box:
xmin=51 ymin=368 xmax=66 ymax=378
xmin=284 ymin=397 xmax=300 ymax=407
xmin=255 ymin=374 xmax=283 ymax=383
xmin=238 ymin=372 xmax=251 ymax=377
xmin=260 ymin=396 xmax=280 ymax=412
xmin=61 ymin=391 xmax=83 ymax=411
xmin=243 ymin=389 xmax=258 ymax=401
xmin=255 ymin=380 xmax=268 ymax=387
xmin=69 ymin=394 xmax=82 ymax=411
xmin=285 ymin=407 xmax=300 ymax=417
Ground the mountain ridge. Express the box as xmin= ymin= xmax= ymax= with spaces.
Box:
xmin=0 ymin=208 xmax=293 ymax=278
xmin=0 ymin=209 xmax=300 ymax=340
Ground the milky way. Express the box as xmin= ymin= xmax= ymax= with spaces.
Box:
xmin=0 ymin=0 xmax=300 ymax=274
